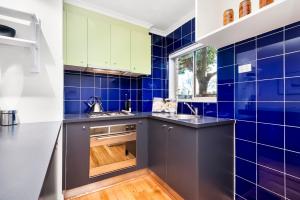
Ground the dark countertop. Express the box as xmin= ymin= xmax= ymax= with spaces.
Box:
xmin=0 ymin=121 xmax=62 ymax=200
xmin=64 ymin=113 xmax=234 ymax=128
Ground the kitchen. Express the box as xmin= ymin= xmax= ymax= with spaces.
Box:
xmin=0 ymin=0 xmax=300 ymax=200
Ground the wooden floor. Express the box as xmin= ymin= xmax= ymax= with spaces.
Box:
xmin=67 ymin=174 xmax=174 ymax=200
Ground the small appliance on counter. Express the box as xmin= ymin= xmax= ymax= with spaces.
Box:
xmin=152 ymin=98 xmax=177 ymax=114
xmin=0 ymin=110 xmax=18 ymax=126
xmin=0 ymin=25 xmax=16 ymax=37
xmin=87 ymin=96 xmax=103 ymax=113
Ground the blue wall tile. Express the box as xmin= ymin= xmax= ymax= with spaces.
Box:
xmin=285 ymin=77 xmax=300 ymax=101
xmin=203 ymin=103 xmax=217 ymax=117
xmin=81 ymin=73 xmax=94 ymax=87
xmin=257 ymin=79 xmax=284 ymax=101
xmin=236 ymin=139 xmax=256 ymax=162
xmin=257 ymin=144 xmax=284 ymax=171
xmin=235 ymin=101 xmax=256 ymax=122
xmin=286 ymin=175 xmax=300 ymax=200
xmin=286 ymin=151 xmax=300 ymax=178
xmin=257 ymin=31 xmax=283 ymax=59
xmin=285 ymin=51 xmax=300 ymax=77
xmin=218 ymin=47 xmax=234 ymax=67
xmin=235 ymin=81 xmax=256 ymax=102
xmin=235 ymin=40 xmax=256 ymax=65
xmin=285 ymin=24 xmax=300 ymax=53
xmin=235 ymin=121 xmax=256 ymax=142
xmin=257 ymin=56 xmax=283 ymax=80
xmin=218 ymin=83 xmax=234 ymax=101
xmin=286 ymin=102 xmax=300 ymax=127
xmin=64 ymin=87 xmax=80 ymax=100
xmin=257 ymin=123 xmax=284 ymax=148
xmin=218 ymin=102 xmax=234 ymax=119
xmin=235 ymin=61 xmax=256 ymax=82
xmin=236 ymin=176 xmax=256 ymax=199
xmin=257 ymin=186 xmax=282 ymax=200
xmin=286 ymin=126 xmax=300 ymax=153
xmin=236 ymin=158 xmax=256 ymax=183
xmin=257 ymin=102 xmax=284 ymax=125
xmin=218 ymin=65 xmax=234 ymax=84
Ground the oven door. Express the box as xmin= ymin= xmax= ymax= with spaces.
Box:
xmin=89 ymin=125 xmax=137 ymax=177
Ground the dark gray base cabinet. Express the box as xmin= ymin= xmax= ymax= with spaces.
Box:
xmin=63 ymin=119 xmax=148 ymax=190
xmin=148 ymin=119 xmax=234 ymax=200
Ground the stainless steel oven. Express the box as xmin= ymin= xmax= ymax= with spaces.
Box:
xmin=89 ymin=124 xmax=137 ymax=177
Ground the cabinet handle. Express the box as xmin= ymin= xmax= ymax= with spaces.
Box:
xmin=162 ymin=125 xmax=167 ymax=128
xmin=82 ymin=126 xmax=86 ymax=129
xmin=168 ymin=127 xmax=173 ymax=132
xmin=138 ymin=121 xmax=143 ymax=124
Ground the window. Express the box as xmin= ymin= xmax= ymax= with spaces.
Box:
xmin=175 ymin=46 xmax=217 ymax=101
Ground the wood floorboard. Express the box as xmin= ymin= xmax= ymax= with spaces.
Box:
xmin=67 ymin=174 xmax=175 ymax=200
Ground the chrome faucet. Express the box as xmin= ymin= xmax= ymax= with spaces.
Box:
xmin=184 ymin=102 xmax=198 ymax=116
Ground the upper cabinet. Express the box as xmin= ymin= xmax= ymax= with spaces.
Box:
xmin=196 ymin=0 xmax=300 ymax=49
xmin=63 ymin=4 xmax=151 ymax=76
xmin=111 ymin=24 xmax=131 ymax=71
xmin=131 ymin=30 xmax=151 ymax=75
xmin=65 ymin=9 xmax=87 ymax=67
xmin=87 ymin=17 xmax=110 ymax=68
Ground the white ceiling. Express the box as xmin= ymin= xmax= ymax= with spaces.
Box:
xmin=65 ymin=0 xmax=195 ymax=36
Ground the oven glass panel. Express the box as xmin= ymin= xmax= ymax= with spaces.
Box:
xmin=89 ymin=124 xmax=137 ymax=177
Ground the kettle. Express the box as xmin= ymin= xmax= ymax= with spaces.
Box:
xmin=87 ymin=96 xmax=103 ymax=113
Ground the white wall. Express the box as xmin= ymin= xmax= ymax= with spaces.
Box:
xmin=0 ymin=0 xmax=63 ymax=123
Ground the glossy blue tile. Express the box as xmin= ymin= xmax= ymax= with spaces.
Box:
xmin=286 ymin=151 xmax=300 ymax=178
xmin=108 ymin=89 xmax=119 ymax=101
xmin=142 ymin=78 xmax=153 ymax=89
xmin=191 ymin=18 xmax=195 ymax=32
xmin=152 ymin=56 xmax=164 ymax=68
xmin=286 ymin=127 xmax=300 ymax=153
xmin=235 ymin=40 xmax=256 ymax=65
xmin=236 ymin=158 xmax=256 ymax=183
xmin=218 ymin=102 xmax=234 ymax=119
xmin=257 ymin=123 xmax=284 ymax=148
xmin=81 ymin=101 xmax=91 ymax=113
xmin=286 ymin=174 xmax=300 ymax=200
xmin=218 ymin=65 xmax=234 ymax=84
xmin=235 ymin=81 xmax=256 ymax=102
xmin=285 ymin=51 xmax=300 ymax=77
xmin=286 ymin=21 xmax=300 ymax=29
xmin=153 ymin=90 xmax=162 ymax=98
xmin=257 ymin=31 xmax=283 ymax=59
xmin=99 ymin=89 xmax=108 ymax=101
xmin=173 ymin=27 xmax=181 ymax=41
xmin=236 ymin=139 xmax=256 ymax=162
xmin=120 ymin=78 xmax=130 ymax=89
xmin=203 ymin=103 xmax=217 ymax=117
xmin=218 ymin=83 xmax=234 ymax=101
xmin=257 ymin=79 xmax=284 ymax=101
xmin=81 ymin=87 xmax=94 ymax=101
xmin=236 ymin=176 xmax=256 ymax=200
xmin=235 ymin=61 xmax=256 ymax=82
xmin=257 ymin=102 xmax=284 ymax=124
xmin=152 ymin=45 xmax=163 ymax=57
xmin=173 ymin=39 xmax=181 ymax=50
xmin=258 ymin=28 xmax=283 ymax=38
xmin=166 ymin=35 xmax=173 ymax=48
xmin=152 ymin=67 xmax=162 ymax=79
xmin=130 ymin=89 xmax=137 ymax=100
xmin=217 ymin=47 xmax=234 ymax=67
xmin=107 ymin=76 xmax=120 ymax=88
xmin=257 ymin=165 xmax=284 ymax=196
xmin=257 ymin=144 xmax=284 ymax=171
xmin=98 ymin=75 xmax=108 ymax=88
xmin=81 ymin=73 xmax=94 ymax=87
xmin=142 ymin=90 xmax=152 ymax=101
xmin=152 ymin=34 xmax=164 ymax=46
xmin=257 ymin=56 xmax=283 ymax=80
xmin=235 ymin=121 xmax=256 ymax=142
xmin=285 ymin=24 xmax=300 ymax=53
xmin=181 ymin=34 xmax=192 ymax=47
xmin=235 ymin=101 xmax=256 ymax=122
xmin=153 ymin=79 xmax=162 ymax=89
xmin=257 ymin=186 xmax=283 ymax=200
xmin=182 ymin=20 xmax=192 ymax=37
xmin=286 ymin=102 xmax=300 ymax=127
xmin=142 ymin=101 xmax=152 ymax=112
xmin=64 ymin=72 xmax=80 ymax=87
xmin=107 ymin=101 xmax=119 ymax=111
xmin=64 ymin=87 xmax=80 ymax=100
xmin=285 ymin=77 xmax=300 ymax=101
xmin=64 ymin=101 xmax=80 ymax=114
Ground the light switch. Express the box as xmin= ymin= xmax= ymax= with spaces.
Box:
xmin=238 ymin=64 xmax=252 ymax=74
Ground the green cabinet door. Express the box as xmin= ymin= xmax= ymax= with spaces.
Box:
xmin=63 ymin=8 xmax=67 ymax=65
xmin=110 ymin=24 xmax=131 ymax=71
xmin=66 ymin=10 xmax=87 ymax=67
xmin=131 ymin=31 xmax=151 ymax=75
xmin=88 ymin=17 xmax=110 ymax=68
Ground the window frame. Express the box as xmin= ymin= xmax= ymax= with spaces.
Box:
xmin=168 ymin=43 xmax=217 ymax=103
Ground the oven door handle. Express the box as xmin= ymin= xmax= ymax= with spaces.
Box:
xmin=90 ymin=132 xmax=136 ymax=147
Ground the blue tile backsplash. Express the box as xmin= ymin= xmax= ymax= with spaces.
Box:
xmin=64 ymin=17 xmax=300 ymax=199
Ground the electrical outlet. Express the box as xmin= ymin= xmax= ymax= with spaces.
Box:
xmin=238 ymin=64 xmax=252 ymax=73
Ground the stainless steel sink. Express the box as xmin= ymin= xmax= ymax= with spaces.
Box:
xmin=173 ymin=114 xmax=200 ymax=120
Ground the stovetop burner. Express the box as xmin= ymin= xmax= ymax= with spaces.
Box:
xmin=89 ymin=111 xmax=134 ymax=118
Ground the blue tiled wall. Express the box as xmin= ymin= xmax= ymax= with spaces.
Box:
xmin=64 ymin=33 xmax=168 ymax=114
xmin=217 ymin=22 xmax=300 ymax=200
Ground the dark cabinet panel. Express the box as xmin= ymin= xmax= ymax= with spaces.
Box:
xmin=65 ymin=123 xmax=90 ymax=189
xmin=166 ymin=125 xmax=198 ymax=200
xmin=148 ymin=120 xmax=168 ymax=181
xmin=136 ymin=120 xmax=148 ymax=169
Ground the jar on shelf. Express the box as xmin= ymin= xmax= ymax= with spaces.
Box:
xmin=223 ymin=9 xmax=234 ymax=25
xmin=260 ymin=0 xmax=274 ymax=8
xmin=239 ymin=0 xmax=252 ymax=18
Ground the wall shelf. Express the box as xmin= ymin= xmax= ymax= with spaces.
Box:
xmin=0 ymin=6 xmax=40 ymax=73
xmin=196 ymin=0 xmax=300 ymax=49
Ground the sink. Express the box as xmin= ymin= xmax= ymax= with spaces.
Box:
xmin=173 ymin=114 xmax=200 ymax=120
